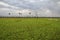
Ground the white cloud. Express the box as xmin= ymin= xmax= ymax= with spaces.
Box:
xmin=0 ymin=1 xmax=20 ymax=9
xmin=37 ymin=8 xmax=53 ymax=17
xmin=57 ymin=1 xmax=60 ymax=6
xmin=25 ymin=0 xmax=36 ymax=3
xmin=0 ymin=1 xmax=9 ymax=7
xmin=46 ymin=10 xmax=51 ymax=13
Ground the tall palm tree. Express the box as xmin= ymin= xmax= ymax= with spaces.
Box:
xmin=19 ymin=13 xmax=22 ymax=17
xmin=9 ymin=13 xmax=11 ymax=15
xmin=29 ymin=12 xmax=31 ymax=15
xmin=35 ymin=11 xmax=38 ymax=17
xmin=19 ymin=12 xmax=22 ymax=15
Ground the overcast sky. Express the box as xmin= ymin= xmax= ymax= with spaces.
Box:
xmin=0 ymin=0 xmax=60 ymax=17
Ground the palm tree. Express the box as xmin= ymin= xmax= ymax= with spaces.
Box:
xmin=19 ymin=12 xmax=22 ymax=17
xmin=19 ymin=12 xmax=22 ymax=15
xmin=9 ymin=13 xmax=11 ymax=15
xmin=35 ymin=11 xmax=38 ymax=17
xmin=29 ymin=12 xmax=31 ymax=15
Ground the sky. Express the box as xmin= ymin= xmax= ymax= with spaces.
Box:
xmin=0 ymin=0 xmax=60 ymax=17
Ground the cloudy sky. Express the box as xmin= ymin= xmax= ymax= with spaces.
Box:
xmin=0 ymin=0 xmax=60 ymax=17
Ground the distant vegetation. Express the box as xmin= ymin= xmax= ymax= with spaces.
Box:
xmin=0 ymin=18 xmax=60 ymax=40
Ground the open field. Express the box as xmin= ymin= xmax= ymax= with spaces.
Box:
xmin=0 ymin=18 xmax=60 ymax=40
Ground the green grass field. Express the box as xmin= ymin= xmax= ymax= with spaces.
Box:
xmin=0 ymin=18 xmax=60 ymax=40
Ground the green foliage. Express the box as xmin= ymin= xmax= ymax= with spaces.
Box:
xmin=0 ymin=18 xmax=60 ymax=40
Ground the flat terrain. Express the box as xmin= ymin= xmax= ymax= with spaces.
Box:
xmin=0 ymin=18 xmax=60 ymax=40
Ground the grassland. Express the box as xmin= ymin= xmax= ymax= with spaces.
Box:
xmin=0 ymin=18 xmax=60 ymax=40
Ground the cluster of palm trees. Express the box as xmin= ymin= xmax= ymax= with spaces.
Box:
xmin=8 ymin=12 xmax=38 ymax=17
xmin=8 ymin=12 xmax=32 ymax=15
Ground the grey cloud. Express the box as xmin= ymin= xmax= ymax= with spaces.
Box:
xmin=0 ymin=0 xmax=60 ymax=9
xmin=0 ymin=0 xmax=60 ymax=17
